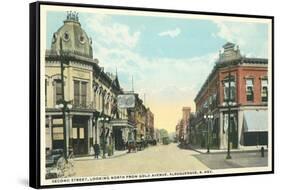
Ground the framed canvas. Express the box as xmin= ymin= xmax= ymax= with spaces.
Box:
xmin=29 ymin=1 xmax=274 ymax=188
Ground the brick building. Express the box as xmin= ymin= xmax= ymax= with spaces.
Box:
xmin=192 ymin=42 xmax=269 ymax=150
xmin=175 ymin=107 xmax=191 ymax=144
xmin=145 ymin=108 xmax=155 ymax=141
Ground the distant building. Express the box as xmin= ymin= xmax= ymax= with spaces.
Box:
xmin=191 ymin=42 xmax=268 ymax=149
xmin=154 ymin=128 xmax=161 ymax=143
xmin=175 ymin=107 xmax=191 ymax=144
xmin=145 ymin=108 xmax=155 ymax=141
xmin=126 ymin=93 xmax=154 ymax=143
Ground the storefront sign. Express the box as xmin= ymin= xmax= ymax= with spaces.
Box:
xmin=117 ymin=94 xmax=135 ymax=108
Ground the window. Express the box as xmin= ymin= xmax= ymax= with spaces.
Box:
xmin=73 ymin=80 xmax=88 ymax=107
xmin=74 ymin=80 xmax=80 ymax=106
xmin=53 ymin=126 xmax=64 ymax=140
xmin=81 ymin=82 xmax=87 ymax=107
xmin=55 ymin=79 xmax=63 ymax=104
xmin=246 ymin=79 xmax=254 ymax=102
xmin=45 ymin=79 xmax=47 ymax=106
xmin=261 ymin=79 xmax=268 ymax=102
xmin=223 ymin=77 xmax=235 ymax=101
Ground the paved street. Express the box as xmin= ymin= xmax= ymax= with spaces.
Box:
xmin=73 ymin=143 xmax=209 ymax=177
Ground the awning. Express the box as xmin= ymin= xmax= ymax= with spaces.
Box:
xmin=110 ymin=119 xmax=135 ymax=129
xmin=243 ymin=110 xmax=268 ymax=132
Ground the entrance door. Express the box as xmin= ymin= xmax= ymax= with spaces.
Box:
xmin=230 ymin=116 xmax=238 ymax=149
xmin=211 ymin=118 xmax=220 ymax=149
xmin=113 ymin=127 xmax=124 ymax=150
xmin=72 ymin=117 xmax=88 ymax=155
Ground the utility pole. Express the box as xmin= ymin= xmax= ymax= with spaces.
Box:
xmin=226 ymin=65 xmax=232 ymax=159
xmin=59 ymin=39 xmax=68 ymax=161
xmin=102 ymin=90 xmax=106 ymax=159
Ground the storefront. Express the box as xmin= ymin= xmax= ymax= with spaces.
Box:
xmin=72 ymin=116 xmax=89 ymax=155
xmin=110 ymin=119 xmax=135 ymax=150
xmin=243 ymin=110 xmax=268 ymax=146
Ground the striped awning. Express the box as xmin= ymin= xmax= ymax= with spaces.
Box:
xmin=110 ymin=119 xmax=135 ymax=129
xmin=243 ymin=110 xmax=268 ymax=132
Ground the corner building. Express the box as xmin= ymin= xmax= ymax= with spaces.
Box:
xmin=45 ymin=12 xmax=133 ymax=156
xmin=193 ymin=42 xmax=268 ymax=150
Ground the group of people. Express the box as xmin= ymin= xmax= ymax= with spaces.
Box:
xmin=91 ymin=139 xmax=148 ymax=159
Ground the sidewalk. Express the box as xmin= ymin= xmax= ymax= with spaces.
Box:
xmin=194 ymin=151 xmax=268 ymax=169
xmin=186 ymin=144 xmax=268 ymax=169
xmin=73 ymin=150 xmax=128 ymax=161
xmin=187 ymin=144 xmax=267 ymax=154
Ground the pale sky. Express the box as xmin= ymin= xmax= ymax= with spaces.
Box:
xmin=46 ymin=11 xmax=268 ymax=132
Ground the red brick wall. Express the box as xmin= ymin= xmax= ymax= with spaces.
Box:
xmin=196 ymin=65 xmax=267 ymax=110
xmin=195 ymin=74 xmax=219 ymax=111
xmin=219 ymin=66 xmax=267 ymax=106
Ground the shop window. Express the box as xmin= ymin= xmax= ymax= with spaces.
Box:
xmin=53 ymin=126 xmax=64 ymax=140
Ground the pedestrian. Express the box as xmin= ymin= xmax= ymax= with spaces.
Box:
xmin=93 ymin=143 xmax=100 ymax=159
xmin=127 ymin=141 xmax=131 ymax=153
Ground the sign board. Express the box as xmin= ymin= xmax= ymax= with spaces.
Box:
xmin=117 ymin=94 xmax=135 ymax=108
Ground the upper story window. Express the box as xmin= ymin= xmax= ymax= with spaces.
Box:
xmin=223 ymin=76 xmax=236 ymax=102
xmin=246 ymin=79 xmax=254 ymax=102
xmin=74 ymin=80 xmax=87 ymax=107
xmin=81 ymin=81 xmax=87 ymax=106
xmin=54 ymin=79 xmax=63 ymax=104
xmin=261 ymin=79 xmax=268 ymax=102
xmin=45 ymin=79 xmax=48 ymax=106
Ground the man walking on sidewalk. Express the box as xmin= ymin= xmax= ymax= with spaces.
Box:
xmin=94 ymin=144 xmax=100 ymax=159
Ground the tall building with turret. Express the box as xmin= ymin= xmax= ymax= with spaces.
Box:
xmin=45 ymin=12 xmax=134 ymax=156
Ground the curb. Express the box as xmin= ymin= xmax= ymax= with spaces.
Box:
xmin=187 ymin=145 xmax=268 ymax=155
xmin=73 ymin=151 xmax=128 ymax=161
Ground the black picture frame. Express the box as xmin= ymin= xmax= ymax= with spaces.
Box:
xmin=30 ymin=1 xmax=274 ymax=188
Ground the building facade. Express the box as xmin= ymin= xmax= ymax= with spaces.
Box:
xmin=175 ymin=107 xmax=191 ymax=144
xmin=45 ymin=12 xmax=135 ymax=156
xmin=145 ymin=108 xmax=155 ymax=141
xmin=192 ymin=42 xmax=268 ymax=150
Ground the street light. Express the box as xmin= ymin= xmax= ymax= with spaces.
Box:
xmin=225 ymin=66 xmax=237 ymax=160
xmin=98 ymin=116 xmax=106 ymax=159
xmin=98 ymin=115 xmax=111 ymax=158
xmin=56 ymin=38 xmax=71 ymax=161
xmin=204 ymin=113 xmax=213 ymax=153
xmin=55 ymin=100 xmax=72 ymax=161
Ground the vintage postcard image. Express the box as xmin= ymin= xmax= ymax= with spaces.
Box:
xmin=39 ymin=4 xmax=273 ymax=186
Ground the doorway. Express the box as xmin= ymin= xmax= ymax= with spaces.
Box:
xmin=72 ymin=116 xmax=88 ymax=155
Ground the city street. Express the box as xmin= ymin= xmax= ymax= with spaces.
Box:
xmin=73 ymin=143 xmax=209 ymax=177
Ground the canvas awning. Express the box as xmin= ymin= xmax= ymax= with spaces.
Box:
xmin=110 ymin=119 xmax=135 ymax=129
xmin=243 ymin=110 xmax=268 ymax=132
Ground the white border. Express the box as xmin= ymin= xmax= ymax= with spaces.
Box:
xmin=39 ymin=3 xmax=273 ymax=186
